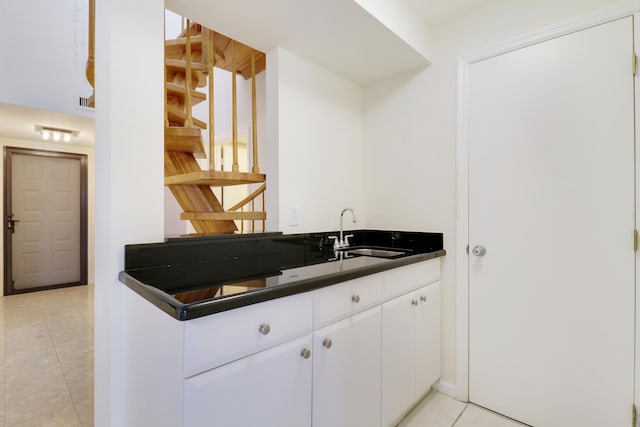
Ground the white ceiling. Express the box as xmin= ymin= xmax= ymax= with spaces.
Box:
xmin=166 ymin=0 xmax=430 ymax=86
xmin=0 ymin=0 xmax=492 ymax=147
xmin=0 ymin=102 xmax=95 ymax=147
xmin=409 ymin=0 xmax=494 ymax=25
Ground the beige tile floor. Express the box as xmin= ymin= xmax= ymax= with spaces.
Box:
xmin=0 ymin=284 xmax=527 ymax=427
xmin=0 ymin=284 xmax=94 ymax=427
xmin=399 ymin=391 xmax=528 ymax=427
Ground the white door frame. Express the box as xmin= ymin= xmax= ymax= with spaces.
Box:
xmin=455 ymin=2 xmax=640 ymax=403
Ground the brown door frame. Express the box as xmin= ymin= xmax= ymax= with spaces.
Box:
xmin=4 ymin=147 xmax=88 ymax=295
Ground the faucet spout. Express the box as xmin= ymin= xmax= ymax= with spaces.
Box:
xmin=338 ymin=208 xmax=357 ymax=249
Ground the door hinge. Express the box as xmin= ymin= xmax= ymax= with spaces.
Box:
xmin=633 ymin=53 xmax=637 ymax=76
xmin=632 ymin=403 xmax=637 ymax=427
xmin=634 ymin=230 xmax=638 ymax=252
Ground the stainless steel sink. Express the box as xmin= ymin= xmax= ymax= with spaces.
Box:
xmin=340 ymin=247 xmax=411 ymax=258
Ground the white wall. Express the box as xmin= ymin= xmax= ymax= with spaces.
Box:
xmin=0 ymin=136 xmax=95 ymax=286
xmin=270 ymin=48 xmax=366 ymax=234
xmin=363 ymin=0 xmax=628 ymax=389
xmin=354 ymin=0 xmax=432 ymax=61
xmin=0 ymin=0 xmax=93 ymax=117
xmin=94 ymin=0 xmax=165 ymax=424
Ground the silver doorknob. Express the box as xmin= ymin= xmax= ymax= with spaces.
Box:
xmin=322 ymin=338 xmax=332 ymax=349
xmin=300 ymin=348 xmax=311 ymax=359
xmin=351 ymin=294 xmax=360 ymax=303
xmin=7 ymin=213 xmax=19 ymax=234
xmin=472 ymin=245 xmax=486 ymax=257
xmin=258 ymin=323 xmax=271 ymax=335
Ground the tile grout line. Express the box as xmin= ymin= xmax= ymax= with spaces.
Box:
xmin=4 ymin=294 xmax=56 ymax=427
xmin=451 ymin=403 xmax=469 ymax=427
xmin=39 ymin=293 xmax=84 ymax=426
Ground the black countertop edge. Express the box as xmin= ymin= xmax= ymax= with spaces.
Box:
xmin=119 ymin=250 xmax=446 ymax=321
xmin=164 ymin=231 xmax=284 ymax=242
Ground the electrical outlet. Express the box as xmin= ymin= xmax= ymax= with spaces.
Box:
xmin=290 ymin=207 xmax=300 ymax=226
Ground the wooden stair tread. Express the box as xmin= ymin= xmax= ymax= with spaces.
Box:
xmin=181 ymin=211 xmax=266 ymax=221
xmin=166 ymin=35 xmax=203 ymax=49
xmin=165 ymin=36 xmax=203 ymax=60
xmin=207 ymin=31 xmax=266 ymax=80
xmin=165 ymin=170 xmax=266 ymax=186
xmin=165 ymin=127 xmax=206 ymax=159
xmin=166 ymin=59 xmax=206 ymax=87
xmin=166 ymin=82 xmax=206 ymax=105
xmin=165 ymin=151 xmax=238 ymax=234
xmin=166 ymin=58 xmax=203 ymax=71
xmin=167 ymin=105 xmax=207 ymax=129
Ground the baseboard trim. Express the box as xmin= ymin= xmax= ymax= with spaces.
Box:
xmin=434 ymin=380 xmax=457 ymax=399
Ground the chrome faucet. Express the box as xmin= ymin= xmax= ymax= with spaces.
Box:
xmin=331 ymin=208 xmax=357 ymax=250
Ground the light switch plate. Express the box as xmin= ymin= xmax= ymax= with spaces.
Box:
xmin=290 ymin=207 xmax=300 ymax=226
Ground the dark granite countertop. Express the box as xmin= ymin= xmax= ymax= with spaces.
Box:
xmin=119 ymin=230 xmax=445 ymax=320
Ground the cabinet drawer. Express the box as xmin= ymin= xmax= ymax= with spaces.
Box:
xmin=184 ymin=292 xmax=313 ymax=377
xmin=314 ymin=275 xmax=382 ymax=329
xmin=382 ymin=259 xmax=440 ymax=299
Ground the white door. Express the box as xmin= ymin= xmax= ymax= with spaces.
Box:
xmin=313 ymin=306 xmax=381 ymax=427
xmin=468 ymin=17 xmax=635 ymax=427
xmin=7 ymin=149 xmax=86 ymax=293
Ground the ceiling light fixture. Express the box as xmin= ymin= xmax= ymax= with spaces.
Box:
xmin=34 ymin=125 xmax=79 ymax=142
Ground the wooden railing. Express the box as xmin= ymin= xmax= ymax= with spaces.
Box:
xmin=228 ymin=184 xmax=266 ymax=232
xmin=166 ymin=18 xmax=266 ymax=232
xmin=86 ymin=0 xmax=95 ymax=106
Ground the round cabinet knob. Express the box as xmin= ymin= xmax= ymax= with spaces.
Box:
xmin=420 ymin=295 xmax=427 ymax=303
xmin=258 ymin=323 xmax=271 ymax=335
xmin=351 ymin=294 xmax=360 ymax=303
xmin=411 ymin=299 xmax=419 ymax=306
xmin=472 ymin=245 xmax=487 ymax=257
xmin=322 ymin=338 xmax=333 ymax=349
xmin=300 ymin=348 xmax=311 ymax=359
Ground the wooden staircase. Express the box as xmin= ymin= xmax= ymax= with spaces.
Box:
xmin=164 ymin=19 xmax=267 ymax=234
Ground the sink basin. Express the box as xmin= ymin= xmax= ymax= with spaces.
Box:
xmin=340 ymin=247 xmax=411 ymax=258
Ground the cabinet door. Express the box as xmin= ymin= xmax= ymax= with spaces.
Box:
xmin=313 ymin=306 xmax=381 ymax=427
xmin=381 ymin=291 xmax=417 ymax=427
xmin=184 ymin=335 xmax=312 ymax=427
xmin=415 ymin=281 xmax=441 ymax=397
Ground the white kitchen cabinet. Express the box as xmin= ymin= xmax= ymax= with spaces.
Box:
xmin=415 ymin=282 xmax=441 ymax=397
xmin=312 ymin=306 xmax=381 ymax=427
xmin=381 ymin=281 xmax=441 ymax=427
xmin=121 ymin=258 xmax=441 ymax=427
xmin=184 ymin=334 xmax=313 ymax=427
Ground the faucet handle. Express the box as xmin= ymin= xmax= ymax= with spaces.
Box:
xmin=344 ymin=234 xmax=354 ymax=247
xmin=328 ymin=235 xmax=339 ymax=250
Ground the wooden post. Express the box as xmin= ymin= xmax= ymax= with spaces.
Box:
xmin=262 ymin=189 xmax=266 ymax=232
xmin=252 ymin=198 xmax=255 ymax=232
xmin=232 ymin=40 xmax=239 ymax=172
xmin=164 ymin=19 xmax=168 ymax=127
xmin=208 ymin=31 xmax=216 ymax=170
xmin=86 ymin=0 xmax=95 ymax=105
xmin=251 ymin=49 xmax=259 ymax=173
xmin=184 ymin=20 xmax=194 ymax=128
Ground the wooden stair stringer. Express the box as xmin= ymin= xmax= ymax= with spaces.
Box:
xmin=164 ymin=151 xmax=237 ymax=234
